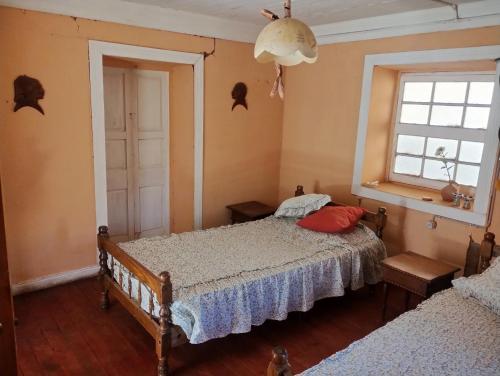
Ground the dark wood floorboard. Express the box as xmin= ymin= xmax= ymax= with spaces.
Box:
xmin=15 ymin=278 xmax=415 ymax=375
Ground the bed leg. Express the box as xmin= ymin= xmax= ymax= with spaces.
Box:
xmin=98 ymin=225 xmax=110 ymax=310
xmin=157 ymin=271 xmax=173 ymax=376
xmin=267 ymin=346 xmax=293 ymax=376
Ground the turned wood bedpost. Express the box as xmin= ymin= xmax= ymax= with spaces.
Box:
xmin=157 ymin=271 xmax=173 ymax=376
xmin=98 ymin=225 xmax=111 ymax=310
xmin=375 ymin=207 xmax=387 ymax=239
xmin=478 ymin=232 xmax=495 ymax=273
xmin=295 ymin=185 xmax=305 ymax=197
xmin=267 ymin=346 xmax=293 ymax=376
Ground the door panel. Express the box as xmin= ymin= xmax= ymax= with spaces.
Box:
xmin=104 ymin=67 xmax=134 ymax=242
xmin=104 ymin=67 xmax=169 ymax=241
xmin=104 ymin=71 xmax=126 ymax=132
xmin=139 ymin=186 xmax=164 ymax=235
xmin=138 ymin=76 xmax=163 ymax=131
xmin=135 ymin=70 xmax=169 ymax=238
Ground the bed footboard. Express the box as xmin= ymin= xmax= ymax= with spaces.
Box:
xmin=97 ymin=226 xmax=178 ymax=376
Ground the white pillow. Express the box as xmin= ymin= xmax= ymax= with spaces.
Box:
xmin=452 ymin=256 xmax=500 ymax=315
xmin=274 ymin=194 xmax=331 ymax=218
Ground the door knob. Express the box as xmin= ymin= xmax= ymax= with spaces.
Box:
xmin=0 ymin=322 xmax=3 ymax=333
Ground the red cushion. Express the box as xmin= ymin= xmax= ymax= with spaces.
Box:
xmin=297 ymin=206 xmax=365 ymax=233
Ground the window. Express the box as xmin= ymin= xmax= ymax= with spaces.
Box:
xmin=389 ymin=73 xmax=495 ymax=189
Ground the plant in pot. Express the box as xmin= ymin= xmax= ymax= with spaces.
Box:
xmin=435 ymin=146 xmax=458 ymax=201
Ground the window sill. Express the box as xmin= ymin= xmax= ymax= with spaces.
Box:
xmin=352 ymin=182 xmax=486 ymax=226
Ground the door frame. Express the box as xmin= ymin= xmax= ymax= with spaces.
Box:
xmin=89 ymin=41 xmax=204 ymax=238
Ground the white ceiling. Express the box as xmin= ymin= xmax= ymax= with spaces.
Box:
xmin=122 ymin=0 xmax=479 ymax=25
xmin=1 ymin=0 xmax=499 ymax=43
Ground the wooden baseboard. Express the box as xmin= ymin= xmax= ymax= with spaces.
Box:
xmin=12 ymin=264 xmax=99 ymax=296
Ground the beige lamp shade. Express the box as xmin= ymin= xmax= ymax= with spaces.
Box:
xmin=254 ymin=18 xmax=318 ymax=66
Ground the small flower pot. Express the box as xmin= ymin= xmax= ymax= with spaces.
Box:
xmin=441 ymin=182 xmax=458 ymax=202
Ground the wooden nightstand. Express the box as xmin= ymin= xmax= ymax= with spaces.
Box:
xmin=381 ymin=252 xmax=460 ymax=321
xmin=226 ymin=201 xmax=276 ymax=224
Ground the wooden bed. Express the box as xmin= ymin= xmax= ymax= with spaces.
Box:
xmin=267 ymin=231 xmax=499 ymax=376
xmin=97 ymin=185 xmax=387 ymax=375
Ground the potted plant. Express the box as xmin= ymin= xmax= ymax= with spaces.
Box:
xmin=435 ymin=146 xmax=458 ymax=201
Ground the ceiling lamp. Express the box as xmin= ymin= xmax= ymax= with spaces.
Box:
xmin=254 ymin=0 xmax=318 ymax=99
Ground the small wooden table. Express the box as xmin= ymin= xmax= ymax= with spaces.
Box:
xmin=226 ymin=201 xmax=276 ymax=224
xmin=381 ymin=251 xmax=460 ymax=321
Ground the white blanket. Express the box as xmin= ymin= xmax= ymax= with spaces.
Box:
xmin=109 ymin=217 xmax=386 ymax=344
xmin=300 ymin=288 xmax=500 ymax=376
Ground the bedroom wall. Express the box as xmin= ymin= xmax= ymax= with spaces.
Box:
xmin=279 ymin=25 xmax=500 ymax=268
xmin=0 ymin=6 xmax=283 ymax=284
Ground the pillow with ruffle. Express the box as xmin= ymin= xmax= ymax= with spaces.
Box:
xmin=274 ymin=194 xmax=331 ymax=218
xmin=452 ymin=256 xmax=500 ymax=316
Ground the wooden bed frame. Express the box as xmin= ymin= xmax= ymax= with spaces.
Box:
xmin=267 ymin=231 xmax=498 ymax=376
xmin=97 ymin=185 xmax=387 ymax=375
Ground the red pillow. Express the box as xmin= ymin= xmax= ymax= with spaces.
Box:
xmin=297 ymin=206 xmax=365 ymax=233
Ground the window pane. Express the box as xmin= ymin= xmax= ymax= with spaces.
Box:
xmin=463 ymin=106 xmax=490 ymax=129
xmin=396 ymin=135 xmax=425 ymax=155
xmin=425 ymin=138 xmax=458 ymax=159
xmin=400 ymin=104 xmax=429 ymax=124
xmin=468 ymin=82 xmax=494 ymax=105
xmin=455 ymin=164 xmax=480 ymax=187
xmin=459 ymin=141 xmax=484 ymax=163
xmin=433 ymin=82 xmax=467 ymax=103
xmin=430 ymin=105 xmax=463 ymax=126
xmin=394 ymin=155 xmax=422 ymax=176
xmin=403 ymin=82 xmax=433 ymax=102
xmin=423 ymin=159 xmax=455 ymax=181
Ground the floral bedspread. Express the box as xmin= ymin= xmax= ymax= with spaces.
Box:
xmin=300 ymin=288 xmax=500 ymax=376
xmin=110 ymin=217 xmax=386 ymax=344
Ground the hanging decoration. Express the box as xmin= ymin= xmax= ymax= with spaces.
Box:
xmin=13 ymin=75 xmax=45 ymax=115
xmin=254 ymin=0 xmax=318 ymax=99
xmin=231 ymin=82 xmax=248 ymax=111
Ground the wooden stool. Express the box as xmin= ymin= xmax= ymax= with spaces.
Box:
xmin=381 ymin=252 xmax=460 ymax=321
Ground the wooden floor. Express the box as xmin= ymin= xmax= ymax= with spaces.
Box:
xmin=14 ymin=278 xmax=415 ymax=376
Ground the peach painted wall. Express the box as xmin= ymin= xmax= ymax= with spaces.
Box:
xmin=0 ymin=6 xmax=283 ymax=284
xmin=279 ymin=26 xmax=500 ymax=268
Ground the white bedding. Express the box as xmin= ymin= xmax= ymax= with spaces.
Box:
xmin=108 ymin=216 xmax=386 ymax=344
xmin=300 ymin=288 xmax=500 ymax=376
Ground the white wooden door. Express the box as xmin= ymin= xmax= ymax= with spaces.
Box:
xmin=104 ymin=67 xmax=169 ymax=241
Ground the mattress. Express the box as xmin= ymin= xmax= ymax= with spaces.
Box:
xmin=108 ymin=216 xmax=386 ymax=344
xmin=300 ymin=288 xmax=500 ymax=376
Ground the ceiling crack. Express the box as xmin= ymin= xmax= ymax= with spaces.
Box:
xmin=431 ymin=0 xmax=460 ymax=19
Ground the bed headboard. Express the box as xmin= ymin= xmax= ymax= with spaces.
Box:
xmin=294 ymin=185 xmax=387 ymax=239
xmin=464 ymin=232 xmax=498 ymax=277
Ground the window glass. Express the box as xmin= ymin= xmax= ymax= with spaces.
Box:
xmin=394 ymin=155 xmax=422 ymax=176
xmin=403 ymin=82 xmax=433 ymax=102
xmin=423 ymin=159 xmax=455 ymax=181
xmin=400 ymin=104 xmax=429 ymax=124
xmin=459 ymin=141 xmax=484 ymax=163
xmin=396 ymin=135 xmax=425 ymax=155
xmin=425 ymin=138 xmax=458 ymax=159
xmin=392 ymin=74 xmax=493 ymax=189
xmin=463 ymin=107 xmax=490 ymax=129
xmin=468 ymin=82 xmax=494 ymax=105
xmin=429 ymin=105 xmax=463 ymax=127
xmin=455 ymin=164 xmax=480 ymax=186
xmin=433 ymin=82 xmax=467 ymax=103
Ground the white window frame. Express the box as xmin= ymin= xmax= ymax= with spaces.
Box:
xmin=389 ymin=72 xmax=495 ymax=190
xmin=351 ymin=45 xmax=500 ymax=226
